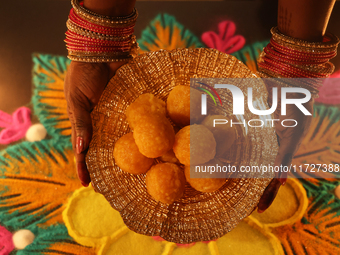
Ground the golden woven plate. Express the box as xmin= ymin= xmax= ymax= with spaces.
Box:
xmin=86 ymin=48 xmax=278 ymax=244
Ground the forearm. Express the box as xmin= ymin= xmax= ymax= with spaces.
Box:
xmin=278 ymin=0 xmax=336 ymax=41
xmin=83 ymin=0 xmax=136 ymax=17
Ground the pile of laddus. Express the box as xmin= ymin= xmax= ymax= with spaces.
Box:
xmin=113 ymin=86 xmax=237 ymax=204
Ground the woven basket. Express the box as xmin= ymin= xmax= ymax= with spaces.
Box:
xmin=86 ymin=48 xmax=278 ymax=243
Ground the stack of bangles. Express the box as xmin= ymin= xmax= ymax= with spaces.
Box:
xmin=258 ymin=27 xmax=340 ymax=97
xmin=65 ymin=0 xmax=139 ymax=62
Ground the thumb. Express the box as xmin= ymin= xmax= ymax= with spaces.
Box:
xmin=257 ymin=178 xmax=281 ymax=213
xmin=274 ymin=148 xmax=293 ymax=186
xmin=73 ymin=106 xmax=93 ymax=155
xmin=71 ymin=105 xmax=93 ymax=186
xmin=257 ymin=139 xmax=294 ymax=213
xmin=274 ymin=134 xmax=297 ymax=186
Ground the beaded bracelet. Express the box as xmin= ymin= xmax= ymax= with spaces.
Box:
xmin=65 ymin=0 xmax=139 ymax=62
xmin=258 ymin=27 xmax=339 ymax=98
xmin=271 ymin=27 xmax=339 ymax=52
xmin=71 ymin=0 xmax=138 ymax=27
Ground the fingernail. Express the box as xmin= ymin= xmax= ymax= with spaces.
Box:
xmin=279 ymin=173 xmax=287 ymax=186
xmin=77 ymin=162 xmax=91 ymax=187
xmin=76 ymin=137 xmax=83 ymax=154
xmin=280 ymin=178 xmax=286 ymax=186
xmin=257 ymin=208 xmax=265 ymax=214
xmin=81 ymin=182 xmax=89 ymax=187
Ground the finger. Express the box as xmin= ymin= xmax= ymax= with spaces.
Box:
xmin=72 ymin=104 xmax=93 ymax=186
xmin=257 ymin=179 xmax=281 ymax=213
xmin=71 ymin=125 xmax=91 ymax=186
xmin=76 ymin=150 xmax=91 ymax=187
xmin=274 ymin=149 xmax=293 ymax=186
xmin=274 ymin=120 xmax=301 ymax=186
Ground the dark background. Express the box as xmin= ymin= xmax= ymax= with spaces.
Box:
xmin=0 ymin=0 xmax=339 ymax=114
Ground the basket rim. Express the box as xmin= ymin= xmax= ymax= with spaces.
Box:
xmin=86 ymin=48 xmax=277 ymax=243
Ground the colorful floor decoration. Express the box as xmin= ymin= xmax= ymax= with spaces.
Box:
xmin=201 ymin=20 xmax=246 ymax=54
xmin=61 ymin=179 xmax=310 ymax=255
xmin=137 ymin=14 xmax=204 ymax=54
xmin=1 ymin=13 xmax=340 ymax=255
xmin=315 ymin=70 xmax=340 ymax=105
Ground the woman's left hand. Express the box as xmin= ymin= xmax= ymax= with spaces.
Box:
xmin=64 ymin=61 xmax=127 ymax=187
xmin=257 ymin=92 xmax=313 ymax=213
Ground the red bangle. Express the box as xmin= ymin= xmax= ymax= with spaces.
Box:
xmin=261 ymin=57 xmax=324 ymax=78
xmin=65 ymin=1 xmax=139 ymax=62
xmin=257 ymin=27 xmax=339 ymax=97
xmin=66 ymin=31 xmax=130 ymax=43
xmin=267 ymin=43 xmax=333 ymax=61
xmin=258 ymin=63 xmax=323 ymax=90
xmin=270 ymin=39 xmax=336 ymax=59
xmin=264 ymin=46 xmax=329 ymax=65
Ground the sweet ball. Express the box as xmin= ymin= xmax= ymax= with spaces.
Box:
xmin=133 ymin=115 xmax=175 ymax=158
xmin=146 ymin=163 xmax=186 ymax=204
xmin=184 ymin=161 xmax=226 ymax=193
xmin=113 ymin=132 xmax=154 ymax=174
xmin=173 ymin=124 xmax=216 ymax=166
xmin=201 ymin=115 xmax=236 ymax=157
xmin=126 ymin=93 xmax=166 ymax=129
xmin=166 ymin=85 xmax=204 ymax=127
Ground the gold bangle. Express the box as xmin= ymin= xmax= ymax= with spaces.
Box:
xmin=68 ymin=55 xmax=132 ymax=62
xmin=271 ymin=27 xmax=340 ymax=50
xmin=71 ymin=0 xmax=138 ymax=28
xmin=292 ymin=62 xmax=334 ymax=75
xmin=272 ymin=37 xmax=338 ymax=54
xmin=68 ymin=54 xmax=130 ymax=60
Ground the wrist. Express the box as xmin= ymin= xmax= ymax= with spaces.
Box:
xmin=278 ymin=0 xmax=336 ymax=42
xmin=65 ymin=0 xmax=139 ymax=63
xmin=83 ymin=0 xmax=136 ymax=17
